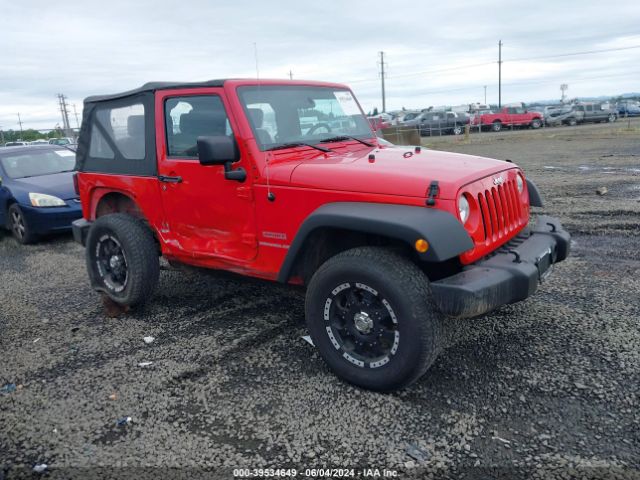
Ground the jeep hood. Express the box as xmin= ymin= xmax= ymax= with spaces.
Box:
xmin=289 ymin=146 xmax=517 ymax=199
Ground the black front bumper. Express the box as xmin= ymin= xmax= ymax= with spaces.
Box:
xmin=431 ymin=215 xmax=570 ymax=318
xmin=72 ymin=218 xmax=91 ymax=246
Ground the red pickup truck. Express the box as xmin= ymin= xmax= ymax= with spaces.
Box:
xmin=71 ymin=79 xmax=569 ymax=390
xmin=471 ymin=106 xmax=543 ymax=132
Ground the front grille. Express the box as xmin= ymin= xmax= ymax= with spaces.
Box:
xmin=476 ymin=178 xmax=524 ymax=242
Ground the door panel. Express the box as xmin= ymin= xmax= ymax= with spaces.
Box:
xmin=155 ymin=89 xmax=257 ymax=262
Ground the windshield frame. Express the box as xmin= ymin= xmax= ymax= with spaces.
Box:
xmin=237 ymin=85 xmax=374 ymax=152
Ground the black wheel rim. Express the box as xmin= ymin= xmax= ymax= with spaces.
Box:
xmin=323 ymin=282 xmax=399 ymax=369
xmin=95 ymin=234 xmax=128 ymax=293
xmin=10 ymin=210 xmax=25 ymax=240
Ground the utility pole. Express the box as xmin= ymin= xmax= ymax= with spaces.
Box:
xmin=72 ymin=104 xmax=81 ymax=130
xmin=378 ymin=51 xmax=387 ymax=113
xmin=484 ymin=85 xmax=487 ymax=105
xmin=57 ymin=94 xmax=72 ymax=137
xmin=498 ymin=40 xmax=503 ymax=109
xmin=289 ymin=70 xmax=293 ymax=80
xmin=0 ymin=126 xmax=4 ymax=144
xmin=17 ymin=113 xmax=23 ymax=138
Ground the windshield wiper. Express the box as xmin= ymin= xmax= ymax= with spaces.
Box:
xmin=319 ymin=135 xmax=374 ymax=147
xmin=265 ymin=142 xmax=332 ymax=153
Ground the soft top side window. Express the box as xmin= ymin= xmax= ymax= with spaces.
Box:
xmin=92 ymin=103 xmax=145 ymax=160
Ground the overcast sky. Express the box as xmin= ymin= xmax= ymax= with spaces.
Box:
xmin=1 ymin=0 xmax=639 ymax=131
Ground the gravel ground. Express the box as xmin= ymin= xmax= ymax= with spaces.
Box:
xmin=1 ymin=120 xmax=639 ymax=479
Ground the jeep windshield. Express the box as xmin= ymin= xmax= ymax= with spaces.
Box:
xmin=238 ymin=85 xmax=373 ymax=151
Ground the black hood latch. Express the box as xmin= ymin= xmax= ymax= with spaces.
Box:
xmin=426 ymin=180 xmax=439 ymax=207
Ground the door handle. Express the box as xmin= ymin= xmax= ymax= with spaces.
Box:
xmin=158 ymin=175 xmax=183 ymax=183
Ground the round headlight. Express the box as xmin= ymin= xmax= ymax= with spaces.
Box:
xmin=458 ymin=195 xmax=470 ymax=224
xmin=516 ymin=174 xmax=524 ymax=193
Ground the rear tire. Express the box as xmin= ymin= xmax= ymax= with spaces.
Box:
xmin=85 ymin=213 xmax=159 ymax=307
xmin=8 ymin=204 xmax=37 ymax=244
xmin=492 ymin=121 xmax=502 ymax=132
xmin=305 ymin=247 xmax=443 ymax=391
xmin=567 ymin=117 xmax=577 ymax=126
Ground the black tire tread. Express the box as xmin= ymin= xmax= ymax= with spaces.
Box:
xmin=306 ymin=246 xmax=443 ymax=391
xmin=86 ymin=213 xmax=159 ymax=307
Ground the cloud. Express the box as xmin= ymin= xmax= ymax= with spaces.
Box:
xmin=1 ymin=0 xmax=639 ymax=130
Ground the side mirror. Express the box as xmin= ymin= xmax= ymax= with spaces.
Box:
xmin=197 ymin=135 xmax=238 ymax=166
xmin=196 ymin=135 xmax=246 ymax=182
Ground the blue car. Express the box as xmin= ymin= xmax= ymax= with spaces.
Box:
xmin=0 ymin=145 xmax=82 ymax=244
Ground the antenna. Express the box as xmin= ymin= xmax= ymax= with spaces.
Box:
xmin=253 ymin=42 xmax=275 ymax=202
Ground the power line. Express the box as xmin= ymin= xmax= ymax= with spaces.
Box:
xmin=385 ymin=68 xmax=640 ymax=98
xmin=507 ymin=44 xmax=640 ymax=63
xmin=347 ymin=43 xmax=640 ymax=85
xmin=348 ymin=60 xmax=495 ymax=84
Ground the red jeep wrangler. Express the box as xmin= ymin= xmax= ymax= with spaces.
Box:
xmin=72 ymin=79 xmax=570 ymax=391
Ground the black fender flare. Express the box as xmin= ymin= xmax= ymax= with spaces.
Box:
xmin=526 ymin=179 xmax=544 ymax=207
xmin=276 ymin=202 xmax=474 ymax=283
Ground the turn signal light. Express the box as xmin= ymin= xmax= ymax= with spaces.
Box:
xmin=415 ymin=238 xmax=429 ymax=253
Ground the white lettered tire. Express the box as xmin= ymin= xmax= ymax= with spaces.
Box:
xmin=305 ymin=247 xmax=444 ymax=391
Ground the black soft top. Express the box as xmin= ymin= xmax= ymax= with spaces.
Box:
xmin=85 ymin=79 xmax=227 ymax=103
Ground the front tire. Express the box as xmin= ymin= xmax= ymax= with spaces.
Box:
xmin=531 ymin=118 xmax=542 ymax=129
xmin=608 ymin=114 xmax=616 ymax=123
xmin=8 ymin=204 xmax=37 ymax=244
xmin=305 ymin=247 xmax=443 ymax=391
xmin=85 ymin=213 xmax=159 ymax=307
xmin=452 ymin=125 xmax=463 ymax=135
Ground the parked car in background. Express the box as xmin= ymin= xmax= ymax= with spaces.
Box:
xmin=49 ymin=137 xmax=75 ymax=146
xmin=471 ymin=105 xmax=543 ymax=132
xmin=367 ymin=116 xmax=391 ymax=131
xmin=617 ymin=100 xmax=640 ymax=117
xmin=544 ymin=105 xmax=577 ymax=126
xmin=393 ymin=111 xmax=421 ymax=125
xmin=30 ymin=139 xmax=50 ymax=146
xmin=401 ymin=111 xmax=428 ymax=128
xmin=571 ymin=103 xmax=617 ymax=124
xmin=4 ymin=141 xmax=29 ymax=147
xmin=418 ymin=111 xmax=469 ymax=136
xmin=0 ymin=145 xmax=81 ymax=244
